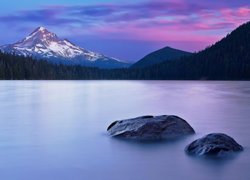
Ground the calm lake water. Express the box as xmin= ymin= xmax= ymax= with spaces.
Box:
xmin=0 ymin=81 xmax=249 ymax=180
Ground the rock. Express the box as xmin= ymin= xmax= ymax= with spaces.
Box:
xmin=185 ymin=133 xmax=243 ymax=156
xmin=107 ymin=115 xmax=195 ymax=140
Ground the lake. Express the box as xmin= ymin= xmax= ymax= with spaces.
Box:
xmin=0 ymin=81 xmax=249 ymax=180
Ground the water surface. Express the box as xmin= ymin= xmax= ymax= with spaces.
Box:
xmin=0 ymin=81 xmax=249 ymax=180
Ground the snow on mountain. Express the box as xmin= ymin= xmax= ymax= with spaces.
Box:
xmin=0 ymin=27 xmax=129 ymax=69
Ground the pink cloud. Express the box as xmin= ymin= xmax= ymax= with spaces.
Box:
xmin=0 ymin=1 xmax=250 ymax=53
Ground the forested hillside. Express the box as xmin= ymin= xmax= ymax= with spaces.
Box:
xmin=138 ymin=21 xmax=250 ymax=80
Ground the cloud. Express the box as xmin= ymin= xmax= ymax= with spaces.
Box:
xmin=0 ymin=0 xmax=249 ymax=52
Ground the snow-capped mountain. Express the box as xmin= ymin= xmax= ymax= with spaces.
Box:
xmin=0 ymin=27 xmax=130 ymax=69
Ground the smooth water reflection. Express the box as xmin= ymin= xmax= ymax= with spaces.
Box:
xmin=0 ymin=81 xmax=249 ymax=180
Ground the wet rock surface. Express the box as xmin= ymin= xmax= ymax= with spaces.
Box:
xmin=107 ymin=115 xmax=195 ymax=140
xmin=185 ymin=133 xmax=243 ymax=156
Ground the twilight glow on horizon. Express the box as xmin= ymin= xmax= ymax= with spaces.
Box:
xmin=0 ymin=0 xmax=250 ymax=62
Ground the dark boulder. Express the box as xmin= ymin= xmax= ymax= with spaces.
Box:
xmin=107 ymin=115 xmax=195 ymax=140
xmin=185 ymin=133 xmax=243 ymax=156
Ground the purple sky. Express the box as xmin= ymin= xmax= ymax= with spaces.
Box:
xmin=0 ymin=0 xmax=249 ymax=62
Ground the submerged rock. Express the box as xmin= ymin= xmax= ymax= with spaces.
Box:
xmin=107 ymin=115 xmax=195 ymax=140
xmin=185 ymin=133 xmax=243 ymax=156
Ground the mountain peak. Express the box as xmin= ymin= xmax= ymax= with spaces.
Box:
xmin=37 ymin=26 xmax=46 ymax=31
xmin=27 ymin=26 xmax=57 ymax=41
xmin=30 ymin=26 xmax=50 ymax=35
xmin=0 ymin=26 xmax=129 ymax=69
xmin=32 ymin=26 xmax=47 ymax=33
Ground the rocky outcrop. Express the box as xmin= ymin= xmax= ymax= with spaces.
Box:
xmin=185 ymin=133 xmax=243 ymax=156
xmin=107 ymin=115 xmax=195 ymax=140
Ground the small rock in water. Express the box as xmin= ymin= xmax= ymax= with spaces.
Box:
xmin=107 ymin=115 xmax=195 ymax=140
xmin=185 ymin=133 xmax=243 ymax=157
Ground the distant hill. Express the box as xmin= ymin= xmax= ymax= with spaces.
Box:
xmin=131 ymin=46 xmax=192 ymax=68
